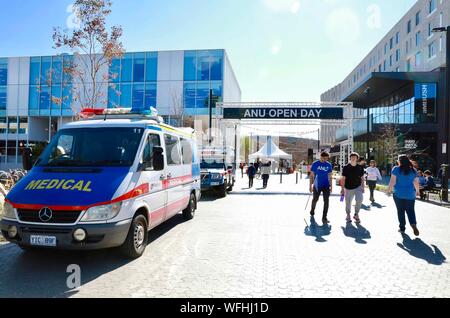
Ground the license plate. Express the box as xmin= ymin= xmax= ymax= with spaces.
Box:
xmin=210 ymin=182 xmax=220 ymax=186
xmin=30 ymin=235 xmax=57 ymax=247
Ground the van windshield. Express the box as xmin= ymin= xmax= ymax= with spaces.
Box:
xmin=36 ymin=127 xmax=144 ymax=167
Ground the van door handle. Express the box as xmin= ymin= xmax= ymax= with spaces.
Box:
xmin=160 ymin=174 xmax=166 ymax=180
xmin=167 ymin=173 xmax=172 ymax=179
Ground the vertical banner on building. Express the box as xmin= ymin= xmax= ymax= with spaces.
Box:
xmin=414 ymin=83 xmax=437 ymax=123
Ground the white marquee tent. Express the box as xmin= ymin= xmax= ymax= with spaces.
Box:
xmin=248 ymin=137 xmax=292 ymax=161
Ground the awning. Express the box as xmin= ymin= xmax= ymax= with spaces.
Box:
xmin=342 ymin=71 xmax=442 ymax=108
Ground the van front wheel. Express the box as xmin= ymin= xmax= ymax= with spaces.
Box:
xmin=120 ymin=215 xmax=148 ymax=259
xmin=182 ymin=193 xmax=196 ymax=220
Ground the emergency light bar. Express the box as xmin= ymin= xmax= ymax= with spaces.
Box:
xmin=80 ymin=107 xmax=164 ymax=123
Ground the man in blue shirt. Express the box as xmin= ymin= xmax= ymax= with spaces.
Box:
xmin=309 ymin=152 xmax=333 ymax=224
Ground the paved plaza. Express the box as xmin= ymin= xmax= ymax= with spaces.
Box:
xmin=0 ymin=173 xmax=448 ymax=298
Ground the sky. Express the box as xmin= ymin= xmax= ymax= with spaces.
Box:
xmin=0 ymin=0 xmax=418 ymax=101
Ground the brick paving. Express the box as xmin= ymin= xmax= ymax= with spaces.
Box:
xmin=0 ymin=174 xmax=448 ymax=298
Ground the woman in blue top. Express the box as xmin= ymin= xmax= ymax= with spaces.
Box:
xmin=388 ymin=155 xmax=421 ymax=236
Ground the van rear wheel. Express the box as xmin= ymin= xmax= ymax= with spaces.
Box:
xmin=183 ymin=193 xmax=196 ymax=220
xmin=120 ymin=214 xmax=148 ymax=259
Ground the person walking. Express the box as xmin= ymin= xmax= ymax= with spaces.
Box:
xmin=388 ymin=155 xmax=420 ymax=236
xmin=261 ymin=161 xmax=271 ymax=189
xmin=239 ymin=162 xmax=244 ymax=178
xmin=341 ymin=153 xmax=365 ymax=223
xmin=366 ymin=160 xmax=382 ymax=203
xmin=247 ymin=163 xmax=256 ymax=189
xmin=309 ymin=152 xmax=333 ymax=224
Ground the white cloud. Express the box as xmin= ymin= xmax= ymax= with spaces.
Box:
xmin=326 ymin=8 xmax=361 ymax=45
xmin=264 ymin=0 xmax=301 ymax=14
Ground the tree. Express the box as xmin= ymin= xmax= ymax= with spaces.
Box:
xmin=52 ymin=0 xmax=125 ymax=117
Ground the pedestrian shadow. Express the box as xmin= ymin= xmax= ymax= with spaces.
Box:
xmin=397 ymin=233 xmax=447 ymax=265
xmin=341 ymin=223 xmax=371 ymax=244
xmin=371 ymin=202 xmax=385 ymax=209
xmin=304 ymin=217 xmax=332 ymax=243
xmin=0 ymin=214 xmax=188 ymax=298
xmin=360 ymin=204 xmax=371 ymax=211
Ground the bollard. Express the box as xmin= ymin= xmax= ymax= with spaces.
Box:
xmin=296 ymin=172 xmax=299 ymax=184
xmin=280 ymin=172 xmax=283 ymax=184
xmin=442 ymin=164 xmax=449 ymax=202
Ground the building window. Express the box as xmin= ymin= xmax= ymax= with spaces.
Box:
xmin=184 ymin=51 xmax=197 ymax=81
xmin=389 ymin=55 xmax=393 ymax=67
xmin=429 ymin=41 xmax=436 ymax=58
xmin=41 ymin=57 xmax=52 ymax=86
xmin=396 ymin=67 xmax=400 ymax=72
xmin=144 ymin=83 xmax=157 ymax=109
xmin=428 ymin=23 xmax=433 ymax=37
xmin=416 ymin=31 xmax=421 ymax=46
xmin=440 ymin=12 xmax=443 ymax=26
xmin=407 ymin=58 xmax=413 ymax=71
xmin=51 ymin=56 xmax=62 ymax=85
xmin=429 ymin=0 xmax=436 ymax=14
xmin=8 ymin=117 xmax=17 ymax=134
xmin=109 ymin=58 xmax=121 ymax=83
xmin=407 ymin=20 xmax=412 ymax=33
xmin=396 ymin=32 xmax=400 ymax=44
xmin=30 ymin=57 xmax=41 ymax=85
xmin=132 ymin=83 xmax=145 ymax=109
xmin=19 ymin=117 xmax=28 ymax=134
xmin=145 ymin=52 xmax=158 ymax=82
xmin=415 ymin=51 xmax=422 ymax=67
xmin=440 ymin=36 xmax=443 ymax=51
xmin=184 ymin=50 xmax=224 ymax=82
xmin=390 ymin=37 xmax=394 ymax=50
xmin=0 ymin=86 xmax=6 ymax=110
xmin=120 ymin=83 xmax=132 ymax=107
xmin=0 ymin=117 xmax=6 ymax=134
xmin=396 ymin=49 xmax=401 ymax=62
xmin=383 ymin=60 xmax=387 ymax=71
xmin=183 ymin=83 xmax=196 ymax=108
xmin=121 ymin=53 xmax=133 ymax=82
xmin=133 ymin=53 xmax=145 ymax=82
xmin=0 ymin=58 xmax=7 ymax=86
xmin=415 ymin=11 xmax=421 ymax=26
xmin=384 ymin=43 xmax=388 ymax=54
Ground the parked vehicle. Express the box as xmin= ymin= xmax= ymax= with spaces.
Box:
xmin=0 ymin=108 xmax=201 ymax=258
xmin=199 ymin=147 xmax=235 ymax=197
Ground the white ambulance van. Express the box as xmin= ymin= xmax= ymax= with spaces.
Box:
xmin=0 ymin=108 xmax=201 ymax=258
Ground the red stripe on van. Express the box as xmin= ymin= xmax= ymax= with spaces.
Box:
xmin=6 ymin=183 xmax=151 ymax=211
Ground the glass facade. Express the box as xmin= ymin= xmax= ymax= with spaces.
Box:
xmin=183 ymin=50 xmax=224 ymax=115
xmin=0 ymin=58 xmax=7 ymax=115
xmin=28 ymin=55 xmax=74 ymax=116
xmin=108 ymin=52 xmax=158 ymax=110
xmin=370 ymin=97 xmax=417 ymax=125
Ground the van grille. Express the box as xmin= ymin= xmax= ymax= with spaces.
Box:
xmin=18 ymin=209 xmax=82 ymax=224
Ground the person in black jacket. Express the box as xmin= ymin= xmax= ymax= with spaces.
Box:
xmin=247 ymin=163 xmax=256 ymax=188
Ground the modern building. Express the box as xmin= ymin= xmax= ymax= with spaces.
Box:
xmin=0 ymin=49 xmax=241 ymax=169
xmin=321 ymin=0 xmax=449 ymax=173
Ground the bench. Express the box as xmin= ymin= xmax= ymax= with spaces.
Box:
xmin=422 ymin=186 xmax=442 ymax=202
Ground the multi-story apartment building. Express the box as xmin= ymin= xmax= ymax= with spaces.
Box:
xmin=321 ymin=0 xmax=449 ymax=173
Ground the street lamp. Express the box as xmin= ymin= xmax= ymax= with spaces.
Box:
xmin=432 ymin=26 xmax=450 ymax=202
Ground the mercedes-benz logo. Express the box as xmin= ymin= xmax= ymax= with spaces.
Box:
xmin=38 ymin=207 xmax=53 ymax=222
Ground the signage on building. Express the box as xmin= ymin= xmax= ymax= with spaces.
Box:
xmin=222 ymin=108 xmax=344 ymax=120
xmin=404 ymin=140 xmax=417 ymax=150
xmin=414 ymin=83 xmax=436 ymax=118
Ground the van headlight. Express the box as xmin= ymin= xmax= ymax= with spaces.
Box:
xmin=80 ymin=202 xmax=122 ymax=222
xmin=1 ymin=202 xmax=17 ymax=220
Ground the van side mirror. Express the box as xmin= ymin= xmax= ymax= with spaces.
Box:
xmin=152 ymin=146 xmax=164 ymax=171
xmin=22 ymin=147 xmax=33 ymax=171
